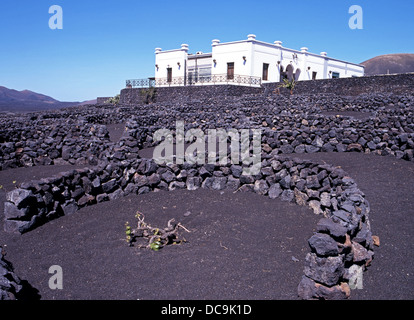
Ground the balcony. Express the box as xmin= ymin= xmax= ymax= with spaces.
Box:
xmin=125 ymin=78 xmax=156 ymax=88
xmin=126 ymin=74 xmax=262 ymax=88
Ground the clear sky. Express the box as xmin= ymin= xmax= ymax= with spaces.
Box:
xmin=0 ymin=0 xmax=413 ymax=102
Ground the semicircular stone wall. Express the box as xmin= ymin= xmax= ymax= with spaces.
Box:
xmin=3 ymin=152 xmax=373 ymax=300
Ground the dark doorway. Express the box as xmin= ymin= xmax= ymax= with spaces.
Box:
xmin=167 ymin=68 xmax=172 ymax=83
xmin=227 ymin=62 xmax=234 ymax=80
xmin=262 ymin=63 xmax=269 ymax=81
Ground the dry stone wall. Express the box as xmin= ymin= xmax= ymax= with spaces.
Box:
xmin=1 ymin=74 xmax=414 ymax=299
xmin=262 ymin=72 xmax=414 ymax=96
xmin=0 ymin=246 xmax=25 ymax=300
xmin=1 ymin=90 xmax=413 ymax=171
xmin=3 ymin=152 xmax=373 ymax=299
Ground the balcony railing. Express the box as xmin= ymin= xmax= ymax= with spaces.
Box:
xmin=126 ymin=74 xmax=262 ymax=88
xmin=126 ymin=78 xmax=155 ymax=88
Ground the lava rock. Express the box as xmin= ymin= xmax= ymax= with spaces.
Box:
xmin=298 ymin=275 xmax=350 ymax=300
xmin=254 ymin=179 xmax=269 ymax=195
xmin=303 ymin=253 xmax=344 ymax=286
xmin=102 ymin=179 xmax=117 ymax=193
xmin=280 ymin=189 xmax=294 ymax=202
xmin=308 ymin=233 xmax=339 ymax=256
xmin=268 ymin=184 xmax=282 ymax=199
xmin=306 ymin=175 xmax=321 ymax=189
xmin=211 ymin=177 xmax=227 ymax=190
xmin=186 ymin=176 xmax=201 ymax=191
xmin=61 ymin=200 xmax=78 ymax=215
xmin=352 ymin=241 xmax=374 ymax=265
xmin=6 ymin=189 xmax=36 ymax=208
xmin=316 ymin=218 xmax=348 ymax=241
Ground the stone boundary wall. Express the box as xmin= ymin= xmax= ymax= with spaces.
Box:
xmin=284 ymin=72 xmax=414 ymax=96
xmin=120 ymin=73 xmax=414 ymax=105
xmin=118 ymin=113 xmax=414 ymax=163
xmin=4 ymin=153 xmax=374 ymax=299
xmin=120 ymin=85 xmax=263 ymax=105
xmin=96 ymin=97 xmax=112 ymax=104
xmin=0 ymin=246 xmax=25 ymax=300
xmin=0 ymin=120 xmax=113 ymax=170
xmin=2 ymin=76 xmax=413 ymax=300
xmin=119 ymin=88 xmax=148 ymax=105
xmin=1 ymin=91 xmax=413 ymax=171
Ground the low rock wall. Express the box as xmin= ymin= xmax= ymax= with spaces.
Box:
xmin=2 ymin=75 xmax=414 ymax=299
xmin=117 ymin=112 xmax=414 ymax=164
xmin=120 ymin=85 xmax=262 ymax=105
xmin=1 ymin=91 xmax=413 ymax=171
xmin=120 ymin=73 xmax=414 ymax=105
xmin=3 ymin=153 xmax=373 ymax=299
xmin=96 ymin=97 xmax=112 ymax=104
xmin=263 ymin=72 xmax=414 ymax=96
xmin=0 ymin=246 xmax=25 ymax=300
xmin=0 ymin=120 xmax=112 ymax=170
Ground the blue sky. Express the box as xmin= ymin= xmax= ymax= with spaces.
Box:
xmin=0 ymin=0 xmax=413 ymax=101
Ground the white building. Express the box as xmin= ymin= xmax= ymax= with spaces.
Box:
xmin=152 ymin=34 xmax=364 ymax=87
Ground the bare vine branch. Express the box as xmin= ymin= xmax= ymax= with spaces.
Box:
xmin=126 ymin=211 xmax=190 ymax=250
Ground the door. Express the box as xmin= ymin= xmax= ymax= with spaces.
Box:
xmin=167 ymin=68 xmax=172 ymax=83
xmin=262 ymin=63 xmax=269 ymax=81
xmin=227 ymin=62 xmax=234 ymax=80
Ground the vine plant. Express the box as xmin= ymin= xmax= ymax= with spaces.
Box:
xmin=125 ymin=211 xmax=190 ymax=251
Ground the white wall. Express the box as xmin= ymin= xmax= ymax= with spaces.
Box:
xmin=154 ymin=36 xmax=364 ymax=85
xmin=211 ymin=41 xmax=251 ymax=76
xmin=249 ymin=42 xmax=282 ymax=82
xmin=304 ymin=54 xmax=326 ymax=80
xmin=155 ymin=47 xmax=188 ymax=81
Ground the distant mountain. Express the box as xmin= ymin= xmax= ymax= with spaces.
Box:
xmin=0 ymin=86 xmax=94 ymax=112
xmin=0 ymin=86 xmax=59 ymax=103
xmin=79 ymin=99 xmax=97 ymax=105
xmin=361 ymin=53 xmax=414 ymax=76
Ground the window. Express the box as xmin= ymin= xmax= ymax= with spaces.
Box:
xmin=312 ymin=71 xmax=317 ymax=80
xmin=332 ymin=72 xmax=340 ymax=79
xmin=227 ymin=62 xmax=234 ymax=80
xmin=187 ymin=66 xmax=212 ymax=84
xmin=167 ymin=68 xmax=172 ymax=82
xmin=262 ymin=63 xmax=269 ymax=81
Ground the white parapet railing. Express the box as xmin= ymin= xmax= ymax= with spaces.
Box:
xmin=126 ymin=74 xmax=262 ymax=88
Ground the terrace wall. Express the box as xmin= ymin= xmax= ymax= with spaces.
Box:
xmin=263 ymin=72 xmax=414 ymax=96
xmin=96 ymin=97 xmax=112 ymax=104
xmin=120 ymin=73 xmax=414 ymax=104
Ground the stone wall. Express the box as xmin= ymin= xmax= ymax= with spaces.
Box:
xmin=2 ymin=90 xmax=413 ymax=172
xmin=96 ymin=97 xmax=112 ymax=104
xmin=120 ymin=73 xmax=414 ymax=105
xmin=119 ymin=88 xmax=148 ymax=105
xmin=0 ymin=246 xmax=24 ymax=300
xmin=3 ymin=153 xmax=373 ymax=299
xmin=117 ymin=99 xmax=414 ymax=164
xmin=120 ymin=85 xmax=263 ymax=105
xmin=263 ymin=72 xmax=414 ymax=96
xmin=2 ymin=76 xmax=414 ymax=299
xmin=0 ymin=119 xmax=113 ymax=170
